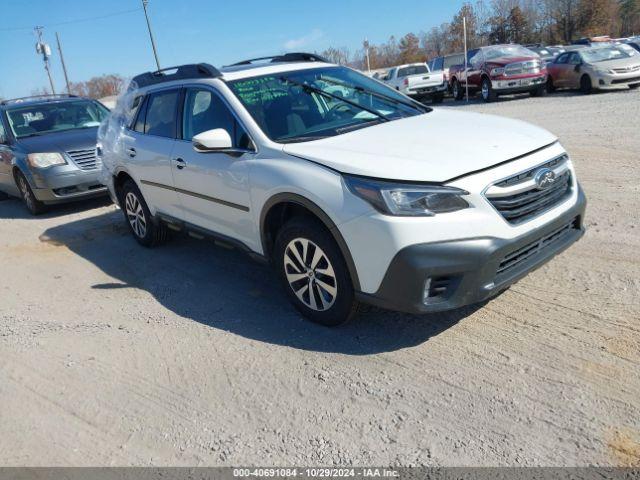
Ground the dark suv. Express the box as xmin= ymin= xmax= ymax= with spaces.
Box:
xmin=0 ymin=94 xmax=109 ymax=214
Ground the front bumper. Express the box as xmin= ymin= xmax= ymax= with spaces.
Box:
xmin=356 ymin=187 xmax=586 ymax=314
xmin=595 ymin=72 xmax=640 ymax=88
xmin=492 ymin=74 xmax=546 ymax=93
xmin=29 ymin=167 xmax=107 ymax=204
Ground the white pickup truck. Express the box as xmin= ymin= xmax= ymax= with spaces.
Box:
xmin=383 ymin=63 xmax=447 ymax=103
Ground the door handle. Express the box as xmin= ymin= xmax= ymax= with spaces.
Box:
xmin=173 ymin=157 xmax=186 ymax=170
xmin=127 ymin=147 xmax=137 ymax=158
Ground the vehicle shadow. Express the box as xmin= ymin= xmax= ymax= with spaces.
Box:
xmin=41 ymin=210 xmax=484 ymax=355
xmin=0 ymin=196 xmax=112 ymax=220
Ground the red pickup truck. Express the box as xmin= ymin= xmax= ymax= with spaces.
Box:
xmin=449 ymin=44 xmax=547 ymax=102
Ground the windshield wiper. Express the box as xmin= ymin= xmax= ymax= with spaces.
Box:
xmin=320 ymin=77 xmax=429 ymax=113
xmin=279 ymin=76 xmax=390 ymax=122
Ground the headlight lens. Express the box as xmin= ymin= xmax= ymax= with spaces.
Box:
xmin=345 ymin=176 xmax=469 ymax=217
xmin=27 ymin=152 xmax=67 ymax=169
xmin=491 ymin=67 xmax=505 ymax=76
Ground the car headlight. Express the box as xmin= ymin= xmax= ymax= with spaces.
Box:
xmin=27 ymin=152 xmax=67 ymax=169
xmin=491 ymin=67 xmax=505 ymax=76
xmin=345 ymin=175 xmax=469 ymax=217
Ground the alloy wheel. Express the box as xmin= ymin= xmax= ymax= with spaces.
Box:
xmin=283 ymin=238 xmax=337 ymax=312
xmin=17 ymin=175 xmax=34 ymax=211
xmin=125 ymin=191 xmax=147 ymax=238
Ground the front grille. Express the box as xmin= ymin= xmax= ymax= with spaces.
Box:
xmin=612 ymin=75 xmax=640 ymax=84
xmin=66 ymin=148 xmax=98 ymax=170
xmin=496 ymin=218 xmax=579 ymax=276
xmin=489 ymin=171 xmax=572 ymax=224
xmin=504 ymin=60 xmax=541 ymax=76
xmin=613 ymin=65 xmax=640 ymax=73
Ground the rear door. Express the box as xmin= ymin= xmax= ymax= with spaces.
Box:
xmin=123 ymin=88 xmax=182 ymax=219
xmin=170 ymin=86 xmax=255 ymax=245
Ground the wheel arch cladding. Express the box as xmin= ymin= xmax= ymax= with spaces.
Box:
xmin=260 ymin=193 xmax=361 ymax=291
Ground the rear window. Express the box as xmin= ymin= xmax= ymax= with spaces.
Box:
xmin=397 ymin=65 xmax=428 ymax=77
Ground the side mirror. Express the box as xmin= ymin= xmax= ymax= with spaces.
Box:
xmin=192 ymin=128 xmax=233 ymax=152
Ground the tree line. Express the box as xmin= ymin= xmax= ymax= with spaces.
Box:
xmin=321 ymin=0 xmax=640 ymax=69
xmin=30 ymin=74 xmax=126 ymax=100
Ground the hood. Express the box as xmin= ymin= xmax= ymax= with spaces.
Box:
xmin=283 ymin=109 xmax=557 ymax=183
xmin=487 ymin=56 xmax=539 ymax=66
xmin=587 ymin=55 xmax=640 ymax=69
xmin=15 ymin=127 xmax=98 ymax=154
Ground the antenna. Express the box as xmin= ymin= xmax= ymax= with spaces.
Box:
xmin=34 ymin=26 xmax=56 ymax=94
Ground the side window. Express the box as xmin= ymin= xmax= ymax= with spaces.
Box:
xmin=132 ymin=96 xmax=147 ymax=133
xmin=434 ymin=57 xmax=444 ymax=71
xmin=0 ymin=117 xmax=7 ymax=144
xmin=468 ymin=49 xmax=483 ymax=68
xmin=555 ymin=53 xmax=569 ymax=64
xmin=144 ymin=90 xmax=179 ymax=138
xmin=182 ymin=88 xmax=251 ymax=150
xmin=568 ymin=52 xmax=582 ymax=65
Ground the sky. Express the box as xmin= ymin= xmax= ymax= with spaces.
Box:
xmin=0 ymin=0 xmax=466 ymax=99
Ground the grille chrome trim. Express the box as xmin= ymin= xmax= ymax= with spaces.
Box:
xmin=485 ymin=154 xmax=573 ymax=224
xmin=496 ymin=218 xmax=578 ymax=276
xmin=66 ymin=148 xmax=99 ymax=170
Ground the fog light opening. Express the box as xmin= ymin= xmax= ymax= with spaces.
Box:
xmin=422 ymin=276 xmax=453 ymax=305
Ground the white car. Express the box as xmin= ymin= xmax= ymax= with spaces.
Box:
xmin=383 ymin=63 xmax=447 ymax=103
xmin=100 ymin=53 xmax=586 ymax=326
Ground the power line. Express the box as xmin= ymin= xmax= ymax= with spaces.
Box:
xmin=0 ymin=8 xmax=141 ymax=32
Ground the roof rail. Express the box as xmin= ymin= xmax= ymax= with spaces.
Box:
xmin=1 ymin=94 xmax=78 ymax=106
xmin=229 ymin=52 xmax=329 ymax=67
xmin=131 ymin=63 xmax=222 ymax=88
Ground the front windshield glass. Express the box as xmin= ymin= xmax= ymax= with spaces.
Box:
xmin=6 ymin=100 xmax=109 ymax=139
xmin=582 ymin=46 xmax=635 ymax=62
xmin=484 ymin=45 xmax=536 ymax=60
xmin=227 ymin=66 xmax=428 ymax=143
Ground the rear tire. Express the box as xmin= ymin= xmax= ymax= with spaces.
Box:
xmin=580 ymin=75 xmax=593 ymax=94
xmin=481 ymin=77 xmax=496 ymax=102
xmin=15 ymin=170 xmax=47 ymax=215
xmin=452 ymin=79 xmax=464 ymax=101
xmin=274 ymin=217 xmax=359 ymax=326
xmin=120 ymin=179 xmax=167 ymax=247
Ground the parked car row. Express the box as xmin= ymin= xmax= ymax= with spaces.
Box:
xmin=0 ymin=52 xmax=586 ymax=327
xmin=425 ymin=42 xmax=640 ymax=102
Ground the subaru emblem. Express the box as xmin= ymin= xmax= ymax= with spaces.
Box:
xmin=534 ymin=168 xmax=557 ymax=190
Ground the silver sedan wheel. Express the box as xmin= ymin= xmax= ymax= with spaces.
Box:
xmin=17 ymin=175 xmax=34 ymax=211
xmin=125 ymin=192 xmax=147 ymax=238
xmin=284 ymin=238 xmax=337 ymax=311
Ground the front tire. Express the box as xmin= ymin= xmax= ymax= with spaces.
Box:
xmin=120 ymin=179 xmax=167 ymax=247
xmin=274 ymin=217 xmax=359 ymax=326
xmin=530 ymin=85 xmax=546 ymax=97
xmin=481 ymin=77 xmax=496 ymax=102
xmin=15 ymin=170 xmax=47 ymax=215
xmin=580 ymin=75 xmax=593 ymax=94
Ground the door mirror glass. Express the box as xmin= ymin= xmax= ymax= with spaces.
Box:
xmin=193 ymin=128 xmax=233 ymax=152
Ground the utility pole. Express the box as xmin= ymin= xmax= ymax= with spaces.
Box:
xmin=141 ymin=0 xmax=161 ymax=71
xmin=56 ymin=32 xmax=72 ymax=94
xmin=364 ymin=38 xmax=371 ymax=72
xmin=34 ymin=26 xmax=56 ymax=94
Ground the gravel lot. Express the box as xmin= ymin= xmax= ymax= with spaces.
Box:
xmin=1 ymin=88 xmax=638 ymax=467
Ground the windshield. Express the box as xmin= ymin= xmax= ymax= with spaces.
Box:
xmin=397 ymin=64 xmax=429 ymax=77
xmin=227 ymin=66 xmax=428 ymax=143
xmin=582 ymin=46 xmax=635 ymax=62
xmin=484 ymin=45 xmax=536 ymax=60
xmin=6 ymin=100 xmax=109 ymax=139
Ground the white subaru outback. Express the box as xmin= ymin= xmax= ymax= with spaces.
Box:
xmin=100 ymin=53 xmax=586 ymax=326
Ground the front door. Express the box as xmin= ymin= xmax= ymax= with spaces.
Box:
xmin=171 ymin=87 xmax=255 ymax=247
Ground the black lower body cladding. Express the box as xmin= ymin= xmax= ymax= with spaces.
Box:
xmin=357 ymin=188 xmax=587 ymax=314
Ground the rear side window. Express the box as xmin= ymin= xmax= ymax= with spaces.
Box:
xmin=132 ymin=96 xmax=147 ymax=133
xmin=444 ymin=54 xmax=463 ymax=69
xmin=144 ymin=90 xmax=179 ymax=138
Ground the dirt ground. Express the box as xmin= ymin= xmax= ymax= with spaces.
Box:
xmin=1 ymin=88 xmax=638 ymax=467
